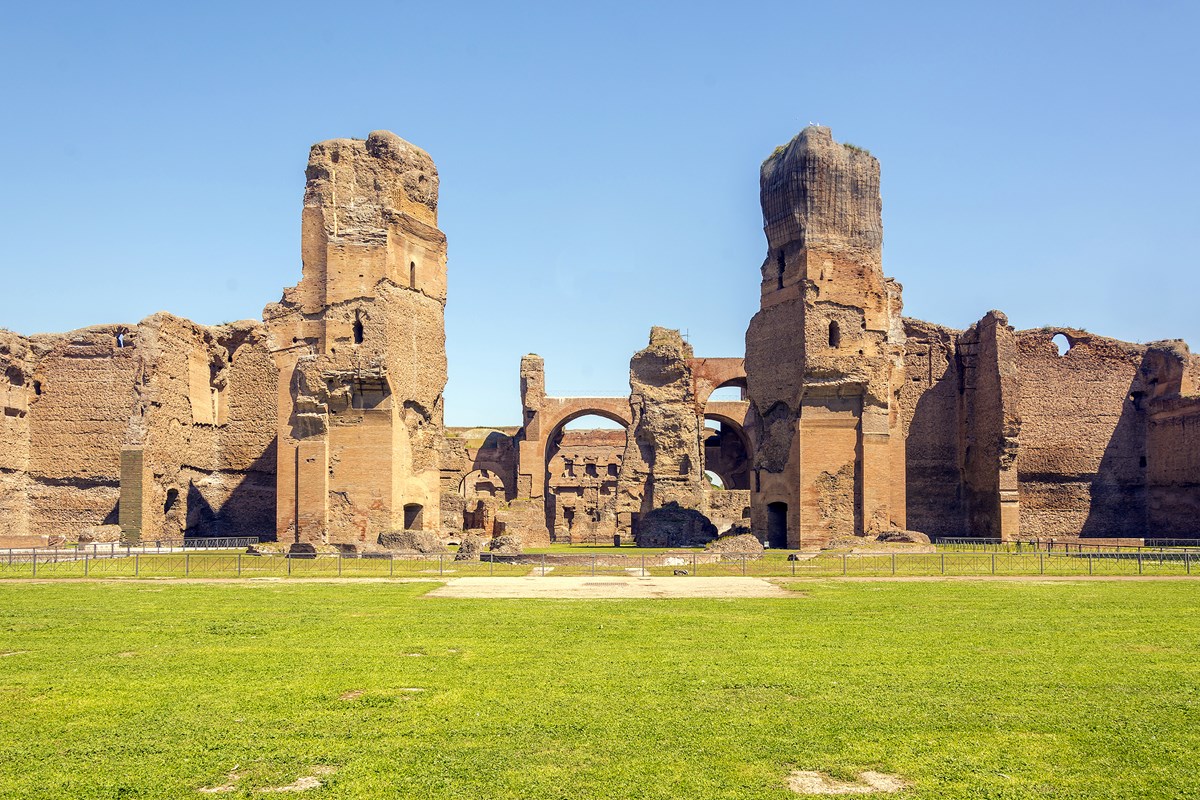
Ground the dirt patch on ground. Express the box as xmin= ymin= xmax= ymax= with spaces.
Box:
xmin=338 ymin=690 xmax=363 ymax=701
xmin=787 ymin=770 xmax=908 ymax=795
xmin=198 ymin=769 xmax=242 ymax=793
xmin=425 ymin=576 xmax=792 ymax=599
xmin=199 ymin=766 xmax=335 ymax=794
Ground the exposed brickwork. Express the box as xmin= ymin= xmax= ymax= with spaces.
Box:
xmin=1 ymin=126 xmax=1197 ymax=548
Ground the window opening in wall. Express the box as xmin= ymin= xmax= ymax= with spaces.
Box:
xmin=607 ymin=463 xmax=618 ymax=477
xmin=353 ymin=315 xmax=364 ymax=345
xmin=776 ymin=252 xmax=785 ymax=290
xmin=828 ymin=321 xmax=841 ymax=348
xmin=33 ymin=380 xmax=41 ymax=396
xmin=403 ymin=503 xmax=423 ymax=530
xmin=409 ymin=261 xmax=417 ymax=289
xmin=585 ymin=463 xmax=598 ymax=478
xmin=163 ymin=488 xmax=180 ymax=514
xmin=351 ymin=379 xmax=390 ymax=410
xmin=1052 ymin=333 xmax=1071 ymax=356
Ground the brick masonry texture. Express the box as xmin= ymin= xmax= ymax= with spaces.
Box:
xmin=1 ymin=127 xmax=1196 ymax=548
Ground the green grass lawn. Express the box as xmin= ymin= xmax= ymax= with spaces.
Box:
xmin=1 ymin=580 xmax=1198 ymax=799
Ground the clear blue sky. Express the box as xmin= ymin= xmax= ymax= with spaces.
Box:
xmin=2 ymin=1 xmax=1197 ymax=426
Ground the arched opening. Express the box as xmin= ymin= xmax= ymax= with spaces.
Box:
xmin=767 ymin=502 xmax=788 ymax=549
xmin=702 ymin=414 xmax=751 ymax=490
xmin=545 ymin=412 xmax=628 ymax=543
xmin=702 ymin=376 xmax=747 ymax=407
xmin=409 ymin=261 xmax=417 ymax=289
xmin=352 ymin=315 xmax=365 ymax=345
xmin=704 ymin=470 xmax=725 ymax=489
xmin=707 ymin=384 xmax=745 ymax=402
xmin=828 ymin=321 xmax=841 ymax=348
xmin=403 ymin=503 xmax=423 ymax=530
xmin=459 ymin=470 xmax=505 ymax=531
xmin=1052 ymin=333 xmax=1071 ymax=356
xmin=459 ymin=469 xmax=504 ymax=499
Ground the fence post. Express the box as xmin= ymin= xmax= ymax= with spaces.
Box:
xmin=31 ymin=552 xmax=36 ymax=577
xmin=1138 ymin=552 xmax=1143 ymax=575
xmin=891 ymin=553 xmax=896 ymax=576
xmin=641 ymin=555 xmax=645 ymax=576
xmin=1039 ymin=552 xmax=1044 ymax=575
xmin=84 ymin=554 xmax=89 ymax=577
xmin=692 ymin=552 xmax=697 ymax=576
xmin=237 ymin=553 xmax=242 ymax=577
xmin=185 ymin=553 xmax=190 ymax=577
xmin=1187 ymin=553 xmax=1191 ymax=575
xmin=941 ymin=552 xmax=946 ymax=575
xmin=489 ymin=555 xmax=494 ymax=576
xmin=389 ymin=554 xmax=394 ymax=578
xmin=287 ymin=555 xmax=292 ymax=576
xmin=338 ymin=554 xmax=342 ymax=577
xmin=135 ymin=553 xmax=139 ymax=577
xmin=1088 ymin=554 xmax=1093 ymax=575
xmin=991 ymin=553 xmax=996 ymax=575
xmin=591 ymin=555 xmax=596 ymax=577
xmin=742 ymin=555 xmax=746 ymax=577
xmin=440 ymin=554 xmax=445 ymax=577
xmin=843 ymin=553 xmax=847 ymax=576
xmin=541 ymin=553 xmax=546 ymax=577
xmin=792 ymin=557 xmax=796 ymax=577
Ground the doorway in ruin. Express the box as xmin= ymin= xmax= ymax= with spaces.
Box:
xmin=544 ymin=412 xmax=628 ymax=543
xmin=403 ymin=503 xmax=423 ymax=530
xmin=767 ymin=502 xmax=788 ymax=549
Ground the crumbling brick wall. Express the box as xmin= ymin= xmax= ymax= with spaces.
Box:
xmin=900 ymin=319 xmax=965 ymax=537
xmin=1014 ymin=329 xmax=1147 ymax=538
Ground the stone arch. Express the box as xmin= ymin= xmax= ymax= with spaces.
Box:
xmin=542 ymin=409 xmax=630 ymax=542
xmin=459 ymin=468 xmax=506 ymax=499
xmin=691 ymin=358 xmax=748 ymax=409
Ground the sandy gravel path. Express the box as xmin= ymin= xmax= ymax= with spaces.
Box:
xmin=425 ymin=575 xmax=791 ymax=599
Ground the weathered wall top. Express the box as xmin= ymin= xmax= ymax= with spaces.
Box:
xmin=760 ymin=125 xmax=882 ymax=254
xmin=305 ymin=130 xmax=440 ymax=236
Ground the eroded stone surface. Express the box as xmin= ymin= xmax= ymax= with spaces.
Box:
xmin=1 ymin=125 xmax=1197 ymax=550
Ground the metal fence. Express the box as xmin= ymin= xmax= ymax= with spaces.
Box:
xmin=1 ymin=549 xmax=1196 ymax=580
xmin=934 ymin=538 xmax=1200 ymax=554
xmin=3 ymin=537 xmax=261 ymax=564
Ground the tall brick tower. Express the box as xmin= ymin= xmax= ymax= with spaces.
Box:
xmin=266 ymin=131 xmax=448 ymax=547
xmin=744 ymin=126 xmax=906 ymax=548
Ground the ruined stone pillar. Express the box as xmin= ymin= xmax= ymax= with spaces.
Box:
xmin=266 ymin=131 xmax=448 ymax=548
xmin=959 ymin=311 xmax=1021 ymax=540
xmin=515 ymin=354 xmax=546 ymax=500
xmin=745 ymin=127 xmax=907 ymax=548
xmin=617 ymin=327 xmax=708 ymax=541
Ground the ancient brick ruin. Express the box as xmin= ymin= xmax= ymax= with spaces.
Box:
xmin=2 ymin=126 xmax=1198 ymax=549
